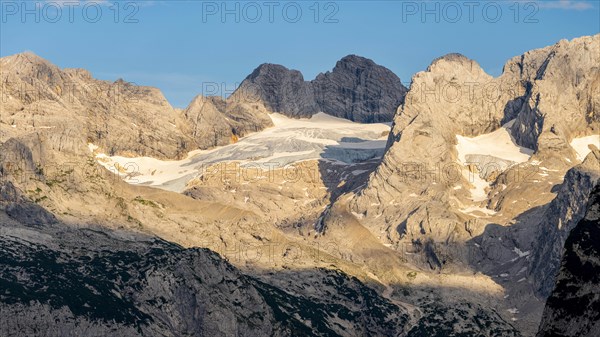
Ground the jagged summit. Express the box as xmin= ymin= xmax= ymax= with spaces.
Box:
xmin=236 ymin=54 xmax=407 ymax=122
xmin=430 ymin=52 xmax=471 ymax=64
xmin=331 ymin=54 xmax=378 ymax=70
xmin=2 ymin=35 xmax=599 ymax=337
xmin=3 ymin=51 xmax=48 ymax=64
xmin=425 ymin=53 xmax=486 ymax=76
xmin=246 ymin=62 xmax=303 ymax=79
xmin=0 ymin=53 xmax=193 ymax=159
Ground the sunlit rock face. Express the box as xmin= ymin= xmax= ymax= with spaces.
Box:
xmin=344 ymin=35 xmax=599 ymax=259
xmin=0 ymin=35 xmax=599 ymax=337
xmin=325 ymin=35 xmax=599 ymax=335
xmin=1 ymin=52 xmax=193 ymax=160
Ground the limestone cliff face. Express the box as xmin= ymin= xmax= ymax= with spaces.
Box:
xmin=344 ymin=35 xmax=599 ymax=255
xmin=347 ymin=52 xmax=502 ymax=252
xmin=180 ymin=95 xmax=273 ymax=149
xmin=234 ymin=55 xmax=407 ymax=123
xmin=319 ymin=33 xmax=600 ymax=337
xmin=536 ymin=182 xmax=600 ymax=337
xmin=503 ymin=36 xmax=600 ymax=156
xmin=1 ymin=52 xmax=193 ymax=159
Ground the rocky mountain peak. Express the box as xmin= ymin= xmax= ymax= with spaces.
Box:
xmin=332 ymin=54 xmax=377 ymax=70
xmin=504 ymin=34 xmax=600 ymax=153
xmin=235 ymin=55 xmax=407 ymax=122
xmin=1 ymin=51 xmax=64 ymax=84
xmin=247 ymin=62 xmax=304 ymax=80
xmin=428 ymin=52 xmax=471 ymax=66
xmin=4 ymin=51 xmax=48 ymax=66
xmin=425 ymin=53 xmax=488 ymax=78
xmin=341 ymin=34 xmax=599 ymax=279
xmin=313 ymin=54 xmax=407 ymax=122
xmin=237 ymin=62 xmax=317 ymax=117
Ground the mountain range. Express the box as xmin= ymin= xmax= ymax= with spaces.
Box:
xmin=1 ymin=34 xmax=599 ymax=336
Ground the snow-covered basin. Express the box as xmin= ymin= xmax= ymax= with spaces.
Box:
xmin=456 ymin=120 xmax=534 ymax=202
xmin=92 ymin=113 xmax=390 ymax=192
xmin=570 ymin=135 xmax=600 ymax=161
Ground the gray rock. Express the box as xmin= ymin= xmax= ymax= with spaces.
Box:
xmin=234 ymin=63 xmax=319 ymax=118
xmin=465 ymin=154 xmax=517 ymax=180
xmin=528 ymin=150 xmax=600 ymax=297
xmin=313 ymin=55 xmax=408 ymax=122
xmin=5 ymin=202 xmax=56 ymax=226
xmin=0 ymin=212 xmax=411 ymax=337
xmin=234 ymin=55 xmax=407 ymax=123
xmin=536 ymin=182 xmax=600 ymax=337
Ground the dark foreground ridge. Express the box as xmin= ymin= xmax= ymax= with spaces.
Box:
xmin=536 ymin=183 xmax=600 ymax=337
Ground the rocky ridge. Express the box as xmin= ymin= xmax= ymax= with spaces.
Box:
xmin=536 ymin=182 xmax=600 ymax=337
xmin=1 ymin=35 xmax=598 ymax=337
xmin=234 ymin=55 xmax=408 ymax=122
xmin=328 ymin=34 xmax=600 ymax=334
xmin=1 ymin=52 xmax=406 ymax=160
xmin=0 ymin=180 xmax=412 ymax=337
xmin=0 ymin=52 xmax=275 ymax=160
xmin=345 ymin=34 xmax=599 ymax=259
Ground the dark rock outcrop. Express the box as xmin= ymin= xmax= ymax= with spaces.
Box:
xmin=536 ymin=182 xmax=600 ymax=337
xmin=235 ymin=64 xmax=319 ymax=118
xmin=529 ymin=149 xmax=600 ymax=297
xmin=312 ymin=55 xmax=408 ymax=122
xmin=234 ymin=55 xmax=407 ymax=123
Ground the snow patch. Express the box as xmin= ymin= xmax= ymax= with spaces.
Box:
xmin=92 ymin=113 xmax=390 ymax=192
xmin=88 ymin=143 xmax=99 ymax=152
xmin=455 ymin=121 xmax=533 ymax=202
xmin=351 ymin=211 xmax=365 ymax=220
xmin=455 ymin=121 xmax=534 ymax=163
xmin=570 ymin=135 xmax=600 ymax=161
xmin=461 ymin=169 xmax=490 ymax=202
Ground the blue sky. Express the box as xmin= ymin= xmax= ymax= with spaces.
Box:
xmin=1 ymin=0 xmax=599 ymax=107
